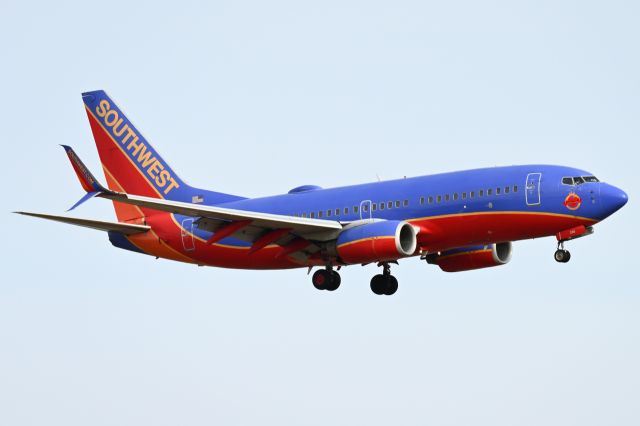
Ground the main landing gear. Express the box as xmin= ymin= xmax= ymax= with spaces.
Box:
xmin=312 ymin=267 xmax=341 ymax=291
xmin=554 ymin=241 xmax=571 ymax=263
xmin=370 ymin=262 xmax=398 ymax=296
xmin=310 ymin=263 xmax=399 ymax=296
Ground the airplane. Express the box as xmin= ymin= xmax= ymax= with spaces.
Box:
xmin=16 ymin=90 xmax=628 ymax=295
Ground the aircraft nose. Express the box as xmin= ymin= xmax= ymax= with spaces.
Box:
xmin=602 ymin=183 xmax=628 ymax=215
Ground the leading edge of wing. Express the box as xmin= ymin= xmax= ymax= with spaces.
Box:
xmin=15 ymin=211 xmax=150 ymax=235
xmin=98 ymin=192 xmax=343 ymax=237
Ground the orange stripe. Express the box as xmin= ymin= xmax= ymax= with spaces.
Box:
xmin=438 ymin=248 xmax=492 ymax=260
xmin=337 ymin=235 xmax=395 ymax=249
xmin=102 ymin=165 xmax=196 ymax=263
xmin=408 ymin=210 xmax=597 ymax=224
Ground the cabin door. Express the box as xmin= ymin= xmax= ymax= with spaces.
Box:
xmin=180 ymin=217 xmax=196 ymax=251
xmin=359 ymin=200 xmax=373 ymax=221
xmin=525 ymin=173 xmax=542 ymax=206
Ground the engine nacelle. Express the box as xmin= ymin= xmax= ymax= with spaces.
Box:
xmin=336 ymin=220 xmax=418 ymax=264
xmin=428 ymin=242 xmax=513 ymax=272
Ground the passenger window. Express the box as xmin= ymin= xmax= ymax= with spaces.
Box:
xmin=327 ymin=210 xmax=332 ymax=217
xmin=562 ymin=177 xmax=574 ymax=185
xmin=428 ymin=196 xmax=434 ymax=204
xmin=479 ymin=190 xmax=484 ymax=197
xmin=420 ymin=196 xmax=425 ymax=205
xmin=353 ymin=206 xmax=359 ymax=213
xmin=387 ymin=201 xmax=393 ymax=209
xmin=462 ymin=192 xmax=467 ymax=200
xmin=302 ymin=213 xmax=307 ymax=218
xmin=470 ymin=191 xmax=475 ymax=198
xmin=505 ymin=186 xmax=510 ymax=194
xmin=513 ymin=185 xmax=518 ymax=192
xmin=380 ymin=203 xmax=385 ymax=210
xmin=372 ymin=204 xmax=377 ymax=211
xmin=395 ymin=200 xmax=401 ymax=208
xmin=445 ymin=194 xmax=450 ymax=202
xmin=437 ymin=195 xmax=442 ymax=203
xmin=403 ymin=200 xmax=409 ymax=207
xmin=318 ymin=211 xmax=323 ymax=218
xmin=496 ymin=188 xmax=501 ymax=195
xmin=344 ymin=207 xmax=349 ymax=215
xmin=363 ymin=204 xmax=369 ymax=212
xmin=335 ymin=208 xmax=340 ymax=216
xmin=310 ymin=212 xmax=315 ymax=218
xmin=453 ymin=193 xmax=459 ymax=201
xmin=487 ymin=189 xmax=493 ymax=196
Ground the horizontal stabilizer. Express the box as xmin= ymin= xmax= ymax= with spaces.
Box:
xmin=14 ymin=212 xmax=150 ymax=235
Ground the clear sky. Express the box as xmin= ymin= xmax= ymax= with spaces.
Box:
xmin=1 ymin=1 xmax=638 ymax=425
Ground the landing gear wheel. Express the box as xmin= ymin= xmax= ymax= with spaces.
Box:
xmin=326 ymin=271 xmax=341 ymax=291
xmin=370 ymin=274 xmax=386 ymax=295
xmin=384 ymin=275 xmax=398 ymax=296
xmin=312 ymin=269 xmax=341 ymax=291
xmin=312 ymin=269 xmax=329 ymax=290
xmin=370 ymin=262 xmax=399 ymax=296
xmin=370 ymin=274 xmax=398 ymax=296
xmin=554 ymin=249 xmax=571 ymax=263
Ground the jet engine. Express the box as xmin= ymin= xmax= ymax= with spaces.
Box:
xmin=427 ymin=242 xmax=513 ymax=272
xmin=335 ymin=220 xmax=417 ymax=264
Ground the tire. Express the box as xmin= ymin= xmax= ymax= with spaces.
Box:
xmin=384 ymin=275 xmax=398 ymax=296
xmin=370 ymin=275 xmax=386 ymax=295
xmin=326 ymin=271 xmax=341 ymax=291
xmin=562 ymin=250 xmax=571 ymax=263
xmin=312 ymin=270 xmax=328 ymax=290
xmin=554 ymin=249 xmax=566 ymax=263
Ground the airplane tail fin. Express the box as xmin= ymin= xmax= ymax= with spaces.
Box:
xmin=81 ymin=90 xmax=244 ymax=220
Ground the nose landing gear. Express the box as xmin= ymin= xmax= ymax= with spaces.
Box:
xmin=370 ymin=262 xmax=398 ymax=296
xmin=312 ymin=267 xmax=341 ymax=291
xmin=554 ymin=242 xmax=571 ymax=263
xmin=553 ymin=225 xmax=594 ymax=263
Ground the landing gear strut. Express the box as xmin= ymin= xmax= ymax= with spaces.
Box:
xmin=370 ymin=262 xmax=398 ymax=296
xmin=554 ymin=241 xmax=571 ymax=263
xmin=312 ymin=267 xmax=341 ymax=291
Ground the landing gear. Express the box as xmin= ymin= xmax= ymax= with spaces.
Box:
xmin=370 ymin=263 xmax=398 ymax=296
xmin=312 ymin=268 xmax=341 ymax=291
xmin=554 ymin=249 xmax=571 ymax=263
xmin=554 ymin=242 xmax=571 ymax=263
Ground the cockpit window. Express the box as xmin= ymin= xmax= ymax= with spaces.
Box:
xmin=562 ymin=176 xmax=599 ymax=185
xmin=562 ymin=177 xmax=574 ymax=185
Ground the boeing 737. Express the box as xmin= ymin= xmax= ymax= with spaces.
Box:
xmin=16 ymin=90 xmax=629 ymax=295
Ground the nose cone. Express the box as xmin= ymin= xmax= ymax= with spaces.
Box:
xmin=602 ymin=184 xmax=628 ymax=216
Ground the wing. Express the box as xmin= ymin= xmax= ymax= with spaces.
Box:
xmin=14 ymin=212 xmax=150 ymax=235
xmin=97 ymin=192 xmax=342 ymax=241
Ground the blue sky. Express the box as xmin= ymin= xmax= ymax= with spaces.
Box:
xmin=1 ymin=1 xmax=638 ymax=425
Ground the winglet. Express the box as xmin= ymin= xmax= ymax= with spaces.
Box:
xmin=60 ymin=145 xmax=109 ymax=210
xmin=61 ymin=145 xmax=107 ymax=192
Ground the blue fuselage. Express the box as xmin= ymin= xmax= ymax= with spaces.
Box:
xmin=186 ymin=164 xmax=626 ymax=251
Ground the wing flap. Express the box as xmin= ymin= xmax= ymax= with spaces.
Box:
xmin=98 ymin=192 xmax=343 ymax=240
xmin=15 ymin=212 xmax=150 ymax=235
